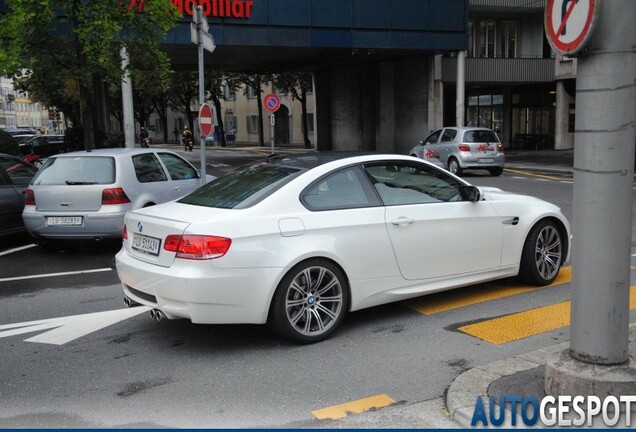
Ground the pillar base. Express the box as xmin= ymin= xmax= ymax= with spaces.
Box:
xmin=545 ymin=350 xmax=636 ymax=397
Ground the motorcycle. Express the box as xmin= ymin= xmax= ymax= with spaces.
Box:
xmin=183 ymin=136 xmax=193 ymax=152
xmin=141 ymin=137 xmax=152 ymax=148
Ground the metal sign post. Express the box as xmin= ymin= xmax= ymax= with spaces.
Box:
xmin=192 ymin=6 xmax=216 ymax=184
xmin=263 ymin=93 xmax=281 ymax=155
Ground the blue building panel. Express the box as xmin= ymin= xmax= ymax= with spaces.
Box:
xmin=268 ymin=0 xmax=311 ymax=26
xmin=352 ymin=31 xmax=392 ymax=49
xmin=429 ymin=0 xmax=467 ymax=31
xmin=392 ymin=0 xmax=428 ymax=30
xmin=311 ymin=29 xmax=353 ymax=49
xmin=311 ymin=0 xmax=352 ymax=28
xmin=268 ymin=28 xmax=311 ymax=47
xmin=352 ymin=0 xmax=391 ymax=29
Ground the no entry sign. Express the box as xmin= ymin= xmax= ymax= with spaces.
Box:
xmin=198 ymin=103 xmax=214 ymax=137
xmin=545 ymin=0 xmax=600 ymax=56
xmin=264 ymin=93 xmax=281 ymax=113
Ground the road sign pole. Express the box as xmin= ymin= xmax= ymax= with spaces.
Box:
xmin=196 ymin=6 xmax=207 ymax=184
xmin=270 ymin=114 xmax=275 ymax=154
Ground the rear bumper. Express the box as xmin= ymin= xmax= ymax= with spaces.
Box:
xmin=116 ymin=248 xmax=282 ymax=324
xmin=22 ymin=207 xmax=126 ymax=239
xmin=458 ymin=153 xmax=505 ymax=169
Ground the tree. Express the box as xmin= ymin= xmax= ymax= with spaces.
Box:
xmin=168 ymin=70 xmax=198 ymax=134
xmin=0 ymin=0 xmax=180 ymax=149
xmin=229 ymin=73 xmax=273 ymax=147
xmin=275 ymin=72 xmax=313 ymax=149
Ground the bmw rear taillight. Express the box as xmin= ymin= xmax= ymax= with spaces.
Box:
xmin=122 ymin=224 xmax=128 ymax=240
xmin=458 ymin=145 xmax=470 ymax=152
xmin=164 ymin=235 xmax=232 ymax=260
xmin=102 ymin=188 xmax=130 ymax=205
xmin=24 ymin=188 xmax=35 ymax=206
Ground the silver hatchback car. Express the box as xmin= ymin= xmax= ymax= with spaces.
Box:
xmin=23 ymin=148 xmax=210 ymax=247
xmin=410 ymin=127 xmax=505 ymax=176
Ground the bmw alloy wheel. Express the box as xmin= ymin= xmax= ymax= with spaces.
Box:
xmin=534 ymin=224 xmax=562 ymax=281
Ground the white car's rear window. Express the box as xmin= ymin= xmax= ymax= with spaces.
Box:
xmin=32 ymin=156 xmax=115 ymax=185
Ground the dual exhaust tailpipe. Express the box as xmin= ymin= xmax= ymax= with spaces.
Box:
xmin=150 ymin=309 xmax=166 ymax=322
xmin=123 ymin=297 xmax=165 ymax=322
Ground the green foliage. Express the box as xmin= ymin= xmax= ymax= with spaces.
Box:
xmin=0 ymin=130 xmax=19 ymax=156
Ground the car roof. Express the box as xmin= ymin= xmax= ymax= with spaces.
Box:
xmin=49 ymin=148 xmax=174 ymax=158
xmin=440 ymin=126 xmax=495 ymax=132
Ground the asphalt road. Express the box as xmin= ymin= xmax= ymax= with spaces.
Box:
xmin=1 ymin=154 xmax=634 ymax=428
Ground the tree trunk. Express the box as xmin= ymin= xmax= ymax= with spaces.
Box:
xmin=212 ymin=96 xmax=226 ymax=147
xmin=300 ymin=90 xmax=311 ymax=148
xmin=257 ymin=97 xmax=265 ymax=147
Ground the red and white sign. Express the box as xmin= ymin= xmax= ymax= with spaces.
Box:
xmin=545 ymin=0 xmax=600 ymax=56
xmin=263 ymin=93 xmax=281 ymax=113
xmin=198 ymin=103 xmax=214 ymax=137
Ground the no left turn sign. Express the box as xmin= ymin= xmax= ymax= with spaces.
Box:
xmin=545 ymin=0 xmax=600 ymax=56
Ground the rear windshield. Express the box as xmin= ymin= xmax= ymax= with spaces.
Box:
xmin=464 ymin=130 xmax=500 ymax=143
xmin=31 ymin=156 xmax=115 ymax=185
xmin=179 ymin=163 xmax=301 ymax=209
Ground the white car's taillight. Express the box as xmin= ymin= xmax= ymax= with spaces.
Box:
xmin=102 ymin=188 xmax=130 ymax=205
xmin=164 ymin=235 xmax=232 ymax=260
xmin=24 ymin=188 xmax=35 ymax=206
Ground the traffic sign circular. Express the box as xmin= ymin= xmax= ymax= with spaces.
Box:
xmin=545 ymin=0 xmax=600 ymax=56
xmin=264 ymin=93 xmax=281 ymax=113
xmin=198 ymin=103 xmax=214 ymax=137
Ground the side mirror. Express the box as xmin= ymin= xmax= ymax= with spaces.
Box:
xmin=459 ymin=185 xmax=481 ymax=202
xmin=419 ymin=140 xmax=424 ymax=145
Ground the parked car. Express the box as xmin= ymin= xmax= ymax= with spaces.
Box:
xmin=22 ymin=148 xmax=213 ymax=247
xmin=116 ymin=153 xmax=570 ymax=344
xmin=0 ymin=153 xmax=39 ymax=237
xmin=19 ymin=134 xmax=68 ymax=157
xmin=410 ymin=127 xmax=505 ymax=176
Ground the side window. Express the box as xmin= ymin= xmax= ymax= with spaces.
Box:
xmin=364 ymin=163 xmax=463 ymax=206
xmin=302 ymin=167 xmax=377 ymax=211
xmin=132 ymin=153 xmax=167 ymax=183
xmin=158 ymin=153 xmax=198 ymax=181
xmin=441 ymin=129 xmax=457 ymax=142
xmin=0 ymin=157 xmax=38 ymax=186
xmin=424 ymin=130 xmax=442 ymax=144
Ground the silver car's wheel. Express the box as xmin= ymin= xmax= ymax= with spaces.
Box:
xmin=448 ymin=158 xmax=462 ymax=176
xmin=519 ymin=220 xmax=563 ymax=285
xmin=269 ymin=259 xmax=348 ymax=344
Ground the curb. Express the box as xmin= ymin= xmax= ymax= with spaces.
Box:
xmin=446 ymin=325 xmax=636 ymax=428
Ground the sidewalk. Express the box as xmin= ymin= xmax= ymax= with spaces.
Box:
xmin=447 ymin=324 xmax=636 ymax=428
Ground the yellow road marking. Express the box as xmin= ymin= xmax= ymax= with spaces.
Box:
xmin=408 ymin=267 xmax=571 ymax=315
xmin=311 ymin=394 xmax=396 ymax=420
xmin=504 ymin=168 xmax=569 ymax=182
xmin=459 ymin=286 xmax=636 ymax=344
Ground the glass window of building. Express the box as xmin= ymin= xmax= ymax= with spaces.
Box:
xmin=246 ymin=115 xmax=258 ymax=134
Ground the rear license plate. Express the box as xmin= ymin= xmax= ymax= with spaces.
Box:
xmin=47 ymin=216 xmax=83 ymax=226
xmin=132 ymin=233 xmax=161 ymax=256
xmin=479 ymin=158 xmax=494 ymax=163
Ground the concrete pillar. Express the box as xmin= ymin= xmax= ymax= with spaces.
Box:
xmin=545 ymin=0 xmax=636 ymax=397
xmin=554 ymin=80 xmax=574 ymax=150
xmin=313 ymin=70 xmax=332 ymax=151
xmin=456 ymin=50 xmax=465 ymax=127
xmin=376 ymin=61 xmax=396 ymax=153
xmin=120 ymin=47 xmax=135 ymax=148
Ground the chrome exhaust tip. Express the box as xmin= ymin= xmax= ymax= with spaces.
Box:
xmin=124 ymin=297 xmax=141 ymax=308
xmin=150 ymin=309 xmax=165 ymax=322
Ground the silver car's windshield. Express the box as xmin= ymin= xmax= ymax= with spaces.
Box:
xmin=31 ymin=156 xmax=115 ymax=185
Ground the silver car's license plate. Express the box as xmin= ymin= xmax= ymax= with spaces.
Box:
xmin=47 ymin=216 xmax=83 ymax=226
xmin=132 ymin=233 xmax=161 ymax=256
xmin=479 ymin=158 xmax=494 ymax=163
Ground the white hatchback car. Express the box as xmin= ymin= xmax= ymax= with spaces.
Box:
xmin=116 ymin=153 xmax=570 ymax=344
xmin=23 ymin=148 xmax=210 ymax=248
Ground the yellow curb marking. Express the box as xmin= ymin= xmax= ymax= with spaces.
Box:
xmin=407 ymin=267 xmax=571 ymax=315
xmin=311 ymin=394 xmax=396 ymax=420
xmin=459 ymin=285 xmax=636 ymax=345
xmin=504 ymin=168 xmax=569 ymax=182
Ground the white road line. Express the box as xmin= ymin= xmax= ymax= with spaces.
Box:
xmin=0 ymin=244 xmax=36 ymax=257
xmin=534 ymin=178 xmax=550 ymax=182
xmin=0 ymin=268 xmax=112 ymax=283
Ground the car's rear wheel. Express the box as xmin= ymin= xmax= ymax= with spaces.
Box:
xmin=448 ymin=158 xmax=462 ymax=176
xmin=518 ymin=220 xmax=564 ymax=285
xmin=488 ymin=167 xmax=503 ymax=176
xmin=268 ymin=259 xmax=348 ymax=344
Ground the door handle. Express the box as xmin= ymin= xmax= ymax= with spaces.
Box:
xmin=174 ymin=186 xmax=181 ymax=191
xmin=391 ymin=217 xmax=415 ymax=226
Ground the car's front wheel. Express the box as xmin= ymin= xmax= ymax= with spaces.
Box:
xmin=268 ymin=259 xmax=348 ymax=344
xmin=448 ymin=158 xmax=462 ymax=176
xmin=518 ymin=220 xmax=564 ymax=285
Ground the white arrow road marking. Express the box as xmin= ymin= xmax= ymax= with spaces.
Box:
xmin=0 ymin=307 xmax=150 ymax=345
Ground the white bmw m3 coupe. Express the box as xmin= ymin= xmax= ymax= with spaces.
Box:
xmin=116 ymin=153 xmax=570 ymax=343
